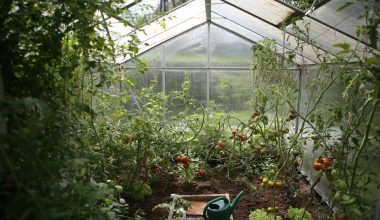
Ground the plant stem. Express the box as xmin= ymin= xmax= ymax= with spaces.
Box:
xmin=302 ymin=171 xmax=322 ymax=219
xmin=349 ymin=82 xmax=380 ymax=193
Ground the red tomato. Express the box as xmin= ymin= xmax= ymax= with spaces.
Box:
xmin=176 ymin=155 xmax=189 ymax=163
xmin=252 ymin=110 xmax=260 ymax=117
xmin=198 ymin=169 xmax=206 ymax=176
xmin=272 ymin=130 xmax=280 ymax=137
xmin=150 ymin=165 xmax=158 ymax=174
xmin=182 ymin=156 xmax=189 ymax=163
xmin=217 ymin=140 xmax=225 ymax=149
xmin=313 ymin=162 xmax=323 ymax=171
xmin=239 ymin=134 xmax=248 ymax=141
xmin=183 ymin=162 xmax=190 ymax=169
xmin=322 ymin=156 xmax=332 ymax=168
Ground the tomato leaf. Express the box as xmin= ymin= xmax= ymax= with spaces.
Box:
xmin=333 ymin=43 xmax=351 ymax=51
xmin=336 ymin=2 xmax=354 ymax=12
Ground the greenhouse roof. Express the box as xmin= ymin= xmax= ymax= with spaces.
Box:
xmin=109 ymin=0 xmax=377 ymax=65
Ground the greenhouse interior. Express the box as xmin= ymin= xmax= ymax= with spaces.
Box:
xmin=1 ymin=0 xmax=380 ymax=219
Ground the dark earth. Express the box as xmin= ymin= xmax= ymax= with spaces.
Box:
xmin=129 ymin=170 xmax=332 ymax=220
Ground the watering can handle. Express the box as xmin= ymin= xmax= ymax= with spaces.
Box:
xmin=203 ymin=196 xmax=228 ymax=220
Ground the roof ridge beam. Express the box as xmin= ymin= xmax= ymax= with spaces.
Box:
xmin=205 ymin=0 xmax=211 ymax=22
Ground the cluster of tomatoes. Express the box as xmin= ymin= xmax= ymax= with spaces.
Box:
xmin=313 ymin=156 xmax=332 ymax=171
xmin=175 ymin=155 xmax=207 ymax=177
xmin=176 ymin=155 xmax=190 ymax=169
xmin=253 ymin=144 xmax=268 ymax=155
xmin=216 ymin=140 xmax=225 ymax=149
xmin=287 ymin=110 xmax=297 ymax=120
xmin=260 ymin=177 xmax=284 ymax=188
xmin=215 ymin=140 xmax=228 ymax=158
xmin=231 ymin=130 xmax=248 ymax=142
xmin=122 ymin=133 xmax=136 ymax=144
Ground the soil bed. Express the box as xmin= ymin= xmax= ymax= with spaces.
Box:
xmin=129 ymin=171 xmax=331 ymax=220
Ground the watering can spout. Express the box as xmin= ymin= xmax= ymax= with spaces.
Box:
xmin=230 ymin=191 xmax=244 ymax=211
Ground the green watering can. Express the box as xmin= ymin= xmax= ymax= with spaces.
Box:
xmin=203 ymin=191 xmax=243 ymax=220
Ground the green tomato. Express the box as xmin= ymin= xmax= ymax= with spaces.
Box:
xmin=115 ymin=185 xmax=123 ymax=193
xmin=330 ymin=169 xmax=338 ymax=177
xmin=333 ymin=191 xmax=342 ymax=201
xmin=268 ymin=170 xmax=276 ymax=176
xmin=336 ymin=179 xmax=347 ymax=191
xmin=290 ymin=149 xmax=300 ymax=157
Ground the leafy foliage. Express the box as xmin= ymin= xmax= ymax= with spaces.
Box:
xmin=249 ymin=209 xmax=282 ymax=220
xmin=287 ymin=207 xmax=313 ymax=220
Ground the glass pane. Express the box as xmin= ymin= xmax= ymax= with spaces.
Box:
xmin=125 ymin=0 xmax=160 ymax=25
xmin=286 ymin=17 xmax=368 ymax=59
xmin=135 ymin=0 xmax=205 ymax=45
xmin=124 ymin=69 xmax=163 ymax=112
xmin=311 ymin=0 xmax=365 ymax=39
xmin=124 ymin=45 xmax=163 ymax=68
xmin=223 ymin=0 xmax=295 ymax=25
xmin=212 ymin=2 xmax=284 ymax=42
xmin=118 ymin=0 xmax=206 ymax=59
xmin=211 ymin=12 xmax=263 ymax=42
xmin=164 ymin=25 xmax=208 ymax=67
xmin=210 ymin=70 xmax=253 ymax=121
xmin=211 ymin=3 xmax=321 ymax=64
xmin=164 ymin=70 xmax=207 ymax=115
xmin=210 ymin=24 xmax=253 ymax=67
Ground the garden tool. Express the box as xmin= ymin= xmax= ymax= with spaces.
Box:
xmin=203 ymin=191 xmax=243 ymax=220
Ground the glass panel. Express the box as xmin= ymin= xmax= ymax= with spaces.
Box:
xmin=210 ymin=24 xmax=253 ymax=67
xmin=118 ymin=0 xmax=206 ymax=60
xmin=164 ymin=25 xmax=208 ymax=67
xmin=211 ymin=12 xmax=264 ymax=43
xmin=124 ymin=45 xmax=163 ymax=68
xmin=124 ymin=69 xmax=163 ymax=112
xmin=212 ymin=2 xmax=284 ymax=42
xmin=125 ymin=0 xmax=160 ymax=25
xmin=210 ymin=70 xmax=253 ymax=121
xmin=164 ymin=70 xmax=207 ymax=115
xmin=286 ymin=17 xmax=368 ymax=60
xmin=224 ymin=0 xmax=295 ymax=25
xmin=106 ymin=17 xmax=134 ymax=37
xmin=211 ymin=3 xmax=321 ymax=64
xmin=136 ymin=0 xmax=205 ymax=44
xmin=311 ymin=0 xmax=365 ymax=38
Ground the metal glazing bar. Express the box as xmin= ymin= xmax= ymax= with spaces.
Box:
xmin=123 ymin=66 xmax=300 ymax=71
xmin=295 ymin=68 xmax=303 ymax=133
xmin=207 ymin=22 xmax=211 ymax=105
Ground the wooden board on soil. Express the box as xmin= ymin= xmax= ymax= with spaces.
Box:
xmin=168 ymin=194 xmax=233 ymax=219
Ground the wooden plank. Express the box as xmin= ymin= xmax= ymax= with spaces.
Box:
xmin=168 ymin=194 xmax=233 ymax=220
